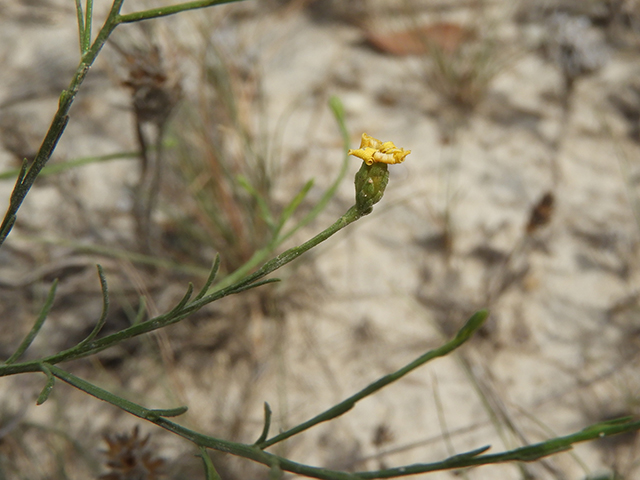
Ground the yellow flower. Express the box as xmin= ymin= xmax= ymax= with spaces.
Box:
xmin=348 ymin=133 xmax=411 ymax=166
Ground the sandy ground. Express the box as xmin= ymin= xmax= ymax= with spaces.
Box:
xmin=1 ymin=1 xmax=640 ymax=479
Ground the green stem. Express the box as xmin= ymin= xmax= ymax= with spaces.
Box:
xmin=212 ymin=96 xmax=351 ymax=291
xmin=258 ymin=310 xmax=489 ymax=449
xmin=0 ymin=0 xmax=125 ymax=247
xmin=74 ymin=0 xmax=85 ymax=53
xmin=42 ymin=334 xmax=640 ymax=480
xmin=82 ymin=0 xmax=94 ymax=54
xmin=0 ymin=207 xmax=361 ymax=376
xmin=206 ymin=206 xmax=361 ymax=296
xmin=117 ymin=0 xmax=246 ymax=23
xmin=0 ymin=0 xmax=244 ymax=249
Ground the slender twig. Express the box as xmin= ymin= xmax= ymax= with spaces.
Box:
xmin=211 ymin=96 xmax=351 ymax=291
xmin=74 ymin=0 xmax=85 ymax=53
xmin=0 ymin=206 xmax=362 ymax=376
xmin=36 ymin=363 xmax=56 ymax=405
xmin=75 ymin=265 xmax=109 ymax=349
xmin=0 ymin=0 xmax=125 ymax=247
xmin=117 ymin=0 xmax=246 ymax=23
xmin=257 ymin=310 xmax=489 ymax=450
xmin=254 ymin=402 xmax=273 ymax=446
xmin=194 ymin=255 xmax=221 ymax=301
xmin=198 ymin=446 xmax=223 ymax=480
xmin=41 ymin=332 xmax=640 ymax=480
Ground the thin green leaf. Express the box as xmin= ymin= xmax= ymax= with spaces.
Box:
xmin=5 ymin=279 xmax=58 ymax=364
xmin=258 ymin=310 xmax=489 ymax=450
xmin=450 ymin=445 xmax=492 ymax=459
xmin=254 ymin=402 xmax=272 ymax=446
xmin=82 ymin=0 xmax=94 ymax=54
xmin=0 ymin=159 xmax=28 ymax=244
xmin=166 ymin=283 xmax=194 ymax=316
xmin=117 ymin=0 xmax=246 ymax=23
xmin=197 ymin=447 xmax=223 ymax=480
xmin=36 ymin=363 xmax=56 ymax=405
xmin=48 ymin=364 xmax=150 ymax=418
xmin=74 ymin=0 xmax=85 ymax=53
xmin=15 ymin=158 xmax=28 ymax=185
xmin=0 ymin=0 xmax=126 ymax=252
xmin=146 ymin=406 xmax=188 ymax=419
xmin=76 ymin=265 xmax=109 ymax=348
xmin=194 ymin=255 xmax=221 ymax=301
xmin=229 ymin=278 xmax=280 ymax=295
xmin=269 ymin=459 xmax=283 ymax=480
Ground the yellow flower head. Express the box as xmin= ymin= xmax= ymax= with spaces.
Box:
xmin=348 ymin=133 xmax=411 ymax=166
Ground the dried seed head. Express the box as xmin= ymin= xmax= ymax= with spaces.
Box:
xmin=526 ymin=192 xmax=555 ymax=234
xmin=99 ymin=426 xmax=165 ymax=480
xmin=120 ymin=45 xmax=181 ymax=127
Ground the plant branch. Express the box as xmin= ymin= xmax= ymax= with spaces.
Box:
xmin=212 ymin=96 xmax=352 ymax=291
xmin=257 ymin=310 xmax=489 ymax=449
xmin=40 ymin=329 xmax=640 ymax=480
xmin=0 ymin=206 xmax=362 ymax=376
xmin=0 ymin=0 xmax=125 ymax=248
xmin=117 ymin=0 xmax=246 ymax=23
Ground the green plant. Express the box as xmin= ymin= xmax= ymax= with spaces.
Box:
xmin=0 ymin=1 xmax=639 ymax=479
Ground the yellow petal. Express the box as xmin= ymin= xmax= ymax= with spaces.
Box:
xmin=372 ymin=148 xmax=411 ymax=164
xmin=348 ymin=147 xmax=377 ymax=165
xmin=360 ymin=133 xmax=383 ymax=149
xmin=349 ymin=133 xmax=411 ymax=165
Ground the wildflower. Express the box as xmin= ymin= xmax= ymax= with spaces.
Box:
xmin=348 ymin=133 xmax=411 ymax=166
xmin=349 ymin=133 xmax=410 ymax=215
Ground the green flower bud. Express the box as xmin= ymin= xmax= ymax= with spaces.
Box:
xmin=354 ymin=161 xmax=389 ymax=215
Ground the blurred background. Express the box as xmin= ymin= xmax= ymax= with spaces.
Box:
xmin=0 ymin=1 xmax=639 ymax=479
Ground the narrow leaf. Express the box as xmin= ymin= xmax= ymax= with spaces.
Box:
xmin=449 ymin=445 xmax=492 ymax=459
xmin=269 ymin=459 xmax=283 ymax=480
xmin=5 ymin=279 xmax=58 ymax=364
xmin=254 ymin=402 xmax=272 ymax=446
xmin=197 ymin=446 xmax=222 ymax=480
xmin=76 ymin=265 xmax=109 ymax=348
xmin=167 ymin=283 xmax=194 ymax=316
xmin=74 ymin=0 xmax=85 ymax=53
xmin=83 ymin=0 xmax=94 ymax=53
xmin=194 ymin=255 xmax=220 ymax=301
xmin=36 ymin=363 xmax=56 ymax=405
xmin=230 ymin=278 xmax=280 ymax=295
xmin=146 ymin=406 xmax=188 ymax=418
xmin=258 ymin=309 xmax=486 ymax=449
